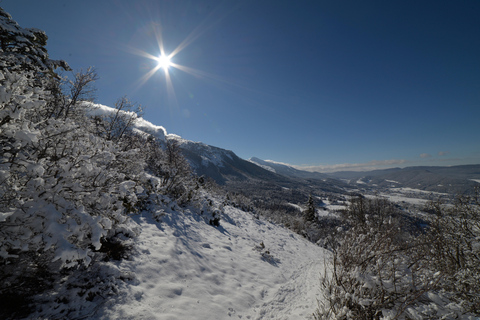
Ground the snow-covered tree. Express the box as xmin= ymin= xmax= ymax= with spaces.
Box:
xmin=0 ymin=7 xmax=69 ymax=75
xmin=145 ymin=137 xmax=196 ymax=202
xmin=303 ymin=194 xmax=316 ymax=222
xmin=0 ymin=10 xmax=147 ymax=317
xmin=92 ymin=95 xmax=142 ymax=144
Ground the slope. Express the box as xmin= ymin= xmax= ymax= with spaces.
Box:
xmin=171 ymin=137 xmax=291 ymax=185
xmin=92 ymin=198 xmax=328 ymax=320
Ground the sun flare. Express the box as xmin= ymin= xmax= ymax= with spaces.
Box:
xmin=129 ymin=7 xmax=240 ymax=109
xmin=157 ymin=54 xmax=171 ymax=69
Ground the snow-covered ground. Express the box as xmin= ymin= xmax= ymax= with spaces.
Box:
xmin=370 ymin=187 xmax=450 ymax=206
xmin=322 ymin=199 xmax=347 ymax=212
xmin=391 ymin=187 xmax=449 ymax=196
xmin=93 ymin=204 xmax=328 ymax=320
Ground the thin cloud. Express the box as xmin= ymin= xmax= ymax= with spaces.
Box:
xmin=420 ymin=153 xmax=432 ymax=158
xmin=438 ymin=151 xmax=450 ymax=156
xmin=264 ymin=159 xmax=295 ymax=166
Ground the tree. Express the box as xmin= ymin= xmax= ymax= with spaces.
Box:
xmin=303 ymin=194 xmax=317 ymax=222
xmin=145 ymin=137 xmax=195 ymax=202
xmin=423 ymin=193 xmax=480 ymax=315
xmin=62 ymin=67 xmax=98 ymax=119
xmin=0 ymin=7 xmax=70 ymax=75
xmin=96 ymin=95 xmax=142 ymax=143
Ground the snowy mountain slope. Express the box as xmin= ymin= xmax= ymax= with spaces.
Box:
xmin=85 ymin=103 xmax=347 ymax=195
xmin=249 ymin=157 xmax=328 ymax=181
xmin=170 ymin=136 xmax=293 ymax=185
xmin=92 ymin=200 xmax=328 ymax=320
xmin=166 ymin=138 xmax=350 ymax=196
xmin=84 ymin=103 xmax=297 ymax=185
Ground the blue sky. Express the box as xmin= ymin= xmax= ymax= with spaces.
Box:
xmin=3 ymin=0 xmax=479 ymax=171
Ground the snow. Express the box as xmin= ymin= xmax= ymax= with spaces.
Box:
xmin=0 ymin=211 xmax=14 ymax=223
xmin=93 ymin=204 xmax=328 ymax=320
xmin=391 ymin=187 xmax=449 ymax=196
xmin=249 ymin=159 xmax=276 ymax=173
xmin=367 ymin=193 xmax=430 ymax=206
xmin=288 ymin=202 xmax=303 ymax=211
xmin=356 ymin=179 xmax=367 ymax=184
xmin=133 ymin=117 xmax=167 ymax=141
xmin=170 ymin=136 xmax=235 ymax=168
xmin=322 ymin=199 xmax=347 ymax=212
xmin=364 ymin=187 xmax=451 ymax=206
xmin=84 ymin=102 xmax=168 ymax=141
xmin=316 ymin=209 xmax=340 ymax=218
xmin=385 ymin=179 xmax=400 ymax=184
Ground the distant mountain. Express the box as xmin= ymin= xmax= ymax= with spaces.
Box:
xmin=249 ymin=157 xmax=328 ymax=180
xmin=166 ymin=138 xmax=348 ymax=195
xmin=170 ymin=137 xmax=291 ymax=185
xmin=327 ymin=165 xmax=480 ymax=194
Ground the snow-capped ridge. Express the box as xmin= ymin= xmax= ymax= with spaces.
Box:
xmin=84 ymin=102 xmax=168 ymax=142
xmin=249 ymin=157 xmax=329 ymax=181
xmin=169 ymin=135 xmax=235 ymax=168
xmin=248 ymin=157 xmax=276 ymax=173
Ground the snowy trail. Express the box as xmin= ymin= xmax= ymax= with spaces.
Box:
xmin=249 ymin=260 xmax=323 ymax=320
xmin=96 ymin=205 xmax=328 ymax=320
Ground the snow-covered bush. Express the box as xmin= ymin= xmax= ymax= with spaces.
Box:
xmin=1 ymin=81 xmax=140 ymax=263
xmin=0 ymin=8 xmax=147 ymax=317
xmin=315 ymin=196 xmax=480 ymax=319
xmin=0 ymin=70 xmax=143 ymax=270
xmin=0 ymin=7 xmax=69 ymax=75
xmin=91 ymin=95 xmax=142 ymax=144
xmin=423 ymin=193 xmax=480 ymax=315
xmin=145 ymin=137 xmax=198 ymax=203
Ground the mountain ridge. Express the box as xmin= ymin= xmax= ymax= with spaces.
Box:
xmin=112 ymin=101 xmax=480 ymax=195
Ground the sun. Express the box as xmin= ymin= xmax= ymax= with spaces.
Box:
xmin=129 ymin=10 xmax=240 ymax=106
xmin=156 ymin=54 xmax=171 ymax=69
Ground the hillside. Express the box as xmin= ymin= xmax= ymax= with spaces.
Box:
xmin=21 ymin=192 xmax=327 ymax=319
xmin=249 ymin=157 xmax=328 ymax=180
xmin=171 ymin=137 xmax=286 ymax=185
xmin=95 ymin=202 xmax=327 ymax=320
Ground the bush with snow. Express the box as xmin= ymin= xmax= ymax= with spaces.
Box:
xmin=315 ymin=196 xmax=480 ymax=319
xmin=0 ymin=8 xmax=146 ymax=317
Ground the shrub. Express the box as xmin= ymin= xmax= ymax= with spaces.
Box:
xmin=315 ymin=195 xmax=480 ymax=319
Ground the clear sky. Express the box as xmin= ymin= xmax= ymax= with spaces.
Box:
xmin=3 ymin=0 xmax=479 ymax=172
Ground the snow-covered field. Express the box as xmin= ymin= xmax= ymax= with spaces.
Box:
xmin=92 ymin=204 xmax=328 ymax=320
xmin=362 ymin=187 xmax=451 ymax=207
